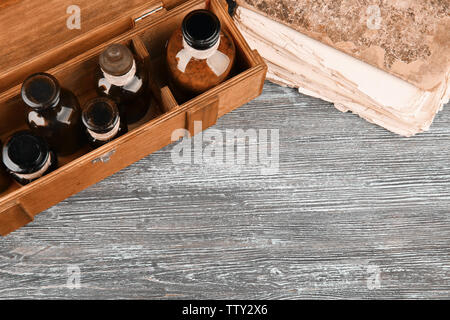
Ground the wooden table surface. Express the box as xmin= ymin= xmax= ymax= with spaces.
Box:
xmin=0 ymin=81 xmax=449 ymax=299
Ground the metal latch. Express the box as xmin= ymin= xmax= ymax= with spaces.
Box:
xmin=92 ymin=149 xmax=116 ymax=164
xmin=134 ymin=6 xmax=164 ymax=24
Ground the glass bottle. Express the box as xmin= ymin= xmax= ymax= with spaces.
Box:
xmin=82 ymin=97 xmax=128 ymax=148
xmin=96 ymin=43 xmax=150 ymax=125
xmin=2 ymin=131 xmax=57 ymax=186
xmin=21 ymin=73 xmax=85 ymax=156
xmin=166 ymin=9 xmax=236 ymax=97
xmin=0 ymin=140 xmax=11 ymax=193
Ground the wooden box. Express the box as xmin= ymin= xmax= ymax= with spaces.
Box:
xmin=0 ymin=0 xmax=267 ymax=235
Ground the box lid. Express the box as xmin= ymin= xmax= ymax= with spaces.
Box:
xmin=0 ymin=0 xmax=173 ymax=93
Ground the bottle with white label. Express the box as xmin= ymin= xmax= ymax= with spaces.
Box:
xmin=96 ymin=43 xmax=150 ymax=125
xmin=166 ymin=9 xmax=236 ymax=98
xmin=2 ymin=131 xmax=57 ymax=186
xmin=82 ymin=97 xmax=128 ymax=148
xmin=21 ymin=73 xmax=85 ymax=156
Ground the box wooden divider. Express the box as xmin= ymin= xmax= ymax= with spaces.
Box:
xmin=0 ymin=0 xmax=267 ymax=235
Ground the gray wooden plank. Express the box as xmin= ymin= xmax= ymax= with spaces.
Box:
xmin=0 ymin=81 xmax=449 ymax=299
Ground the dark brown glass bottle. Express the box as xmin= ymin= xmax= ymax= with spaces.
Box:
xmin=2 ymin=131 xmax=58 ymax=186
xmin=82 ymin=97 xmax=128 ymax=148
xmin=96 ymin=44 xmax=150 ymax=125
xmin=0 ymin=140 xmax=11 ymax=193
xmin=166 ymin=10 xmax=236 ymax=97
xmin=21 ymin=73 xmax=84 ymax=156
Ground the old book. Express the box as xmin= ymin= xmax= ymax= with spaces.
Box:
xmin=233 ymin=0 xmax=450 ymax=136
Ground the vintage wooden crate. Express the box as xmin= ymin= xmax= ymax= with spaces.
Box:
xmin=0 ymin=0 xmax=267 ymax=235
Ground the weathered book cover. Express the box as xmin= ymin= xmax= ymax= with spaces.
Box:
xmin=236 ymin=0 xmax=450 ymax=91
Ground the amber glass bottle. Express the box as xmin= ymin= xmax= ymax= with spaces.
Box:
xmin=166 ymin=10 xmax=236 ymax=97
xmin=2 ymin=131 xmax=57 ymax=186
xmin=82 ymin=97 xmax=128 ymax=148
xmin=96 ymin=44 xmax=150 ymax=125
xmin=0 ymin=140 xmax=11 ymax=193
xmin=21 ymin=73 xmax=84 ymax=156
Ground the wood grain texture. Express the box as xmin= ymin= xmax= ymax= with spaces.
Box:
xmin=0 ymin=81 xmax=449 ymax=299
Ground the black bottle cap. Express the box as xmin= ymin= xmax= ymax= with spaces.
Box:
xmin=182 ymin=10 xmax=221 ymax=50
xmin=21 ymin=73 xmax=61 ymax=110
xmin=99 ymin=44 xmax=134 ymax=76
xmin=2 ymin=131 xmax=51 ymax=175
xmin=82 ymin=97 xmax=120 ymax=133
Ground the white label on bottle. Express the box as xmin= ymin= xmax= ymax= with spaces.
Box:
xmin=102 ymin=60 xmax=137 ymax=87
xmin=123 ymin=75 xmax=143 ymax=93
xmin=176 ymin=37 xmax=229 ymax=77
xmin=206 ymin=50 xmax=230 ymax=77
xmin=98 ymin=78 xmax=112 ymax=95
xmin=87 ymin=120 xmax=121 ymax=142
xmin=14 ymin=154 xmax=53 ymax=181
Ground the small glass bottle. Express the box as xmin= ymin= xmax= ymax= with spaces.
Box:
xmin=21 ymin=73 xmax=85 ymax=156
xmin=2 ymin=131 xmax=57 ymax=186
xmin=82 ymin=97 xmax=128 ymax=148
xmin=166 ymin=9 xmax=236 ymax=97
xmin=97 ymin=43 xmax=150 ymax=125
xmin=0 ymin=140 xmax=11 ymax=193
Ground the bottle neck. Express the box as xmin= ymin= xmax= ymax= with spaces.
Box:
xmin=25 ymin=89 xmax=61 ymax=112
xmin=87 ymin=119 xmax=121 ymax=142
xmin=22 ymin=73 xmax=62 ymax=111
xmin=45 ymin=95 xmax=61 ymax=110
xmin=182 ymin=37 xmax=221 ymax=60
xmin=13 ymin=152 xmax=53 ymax=181
xmin=102 ymin=60 xmax=136 ymax=87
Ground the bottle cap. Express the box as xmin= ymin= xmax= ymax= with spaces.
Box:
xmin=21 ymin=73 xmax=61 ymax=110
xmin=2 ymin=131 xmax=51 ymax=174
xmin=182 ymin=10 xmax=221 ymax=50
xmin=99 ymin=44 xmax=135 ymax=76
xmin=82 ymin=97 xmax=120 ymax=133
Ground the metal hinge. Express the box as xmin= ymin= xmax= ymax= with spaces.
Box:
xmin=134 ymin=5 xmax=164 ymax=24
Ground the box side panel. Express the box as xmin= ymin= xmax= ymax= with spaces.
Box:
xmin=217 ymin=65 xmax=267 ymax=117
